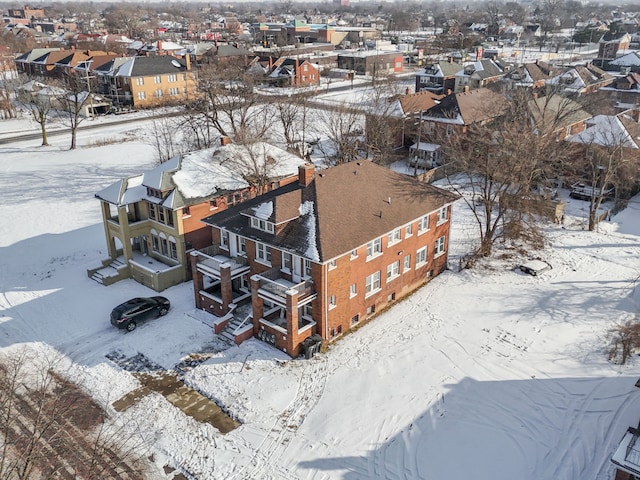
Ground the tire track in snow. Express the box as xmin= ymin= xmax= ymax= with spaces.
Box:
xmin=231 ymin=354 xmax=329 ymax=480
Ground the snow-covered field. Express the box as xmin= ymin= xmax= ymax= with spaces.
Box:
xmin=1 ymin=115 xmax=640 ymax=480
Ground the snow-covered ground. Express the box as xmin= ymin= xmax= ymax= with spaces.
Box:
xmin=1 ymin=115 xmax=640 ymax=480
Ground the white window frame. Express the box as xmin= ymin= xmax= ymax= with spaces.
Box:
xmin=154 ymin=75 xmax=161 ymax=84
xmin=137 ymin=91 xmax=146 ymax=100
xmin=403 ymin=253 xmax=411 ymax=272
xmin=155 ymin=89 xmax=163 ymax=98
xmin=437 ymin=206 xmax=448 ymax=225
xmin=251 ymin=217 xmax=274 ymax=233
xmin=386 ymin=260 xmax=400 ymax=282
xmin=365 ymin=271 xmax=381 ymax=298
xmin=350 ymin=249 xmax=358 ymax=260
xmin=416 ymin=246 xmax=427 ymax=267
xmin=405 ymin=224 xmax=413 ymax=237
xmin=256 ymin=242 xmax=271 ymax=265
xmin=387 ymin=228 xmax=401 ymax=246
xmin=168 ymin=73 xmax=177 ymax=82
xmin=417 ymin=215 xmax=430 ymax=235
xmin=435 ymin=236 xmax=446 ymax=257
xmin=329 ymin=259 xmax=337 ymax=270
xmin=366 ymin=238 xmax=382 ymax=260
xmin=329 ymin=295 xmax=336 ymax=309
xmin=220 ymin=230 xmax=229 ymax=249
xmin=350 ymin=283 xmax=357 ymax=298
xmin=135 ymin=77 xmax=144 ymax=86
xmin=282 ymin=252 xmax=292 ymax=272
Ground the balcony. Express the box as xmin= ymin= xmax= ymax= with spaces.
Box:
xmin=255 ymin=267 xmax=316 ymax=305
xmin=193 ymin=245 xmax=249 ymax=280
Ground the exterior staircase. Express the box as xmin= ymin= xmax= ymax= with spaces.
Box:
xmin=219 ymin=304 xmax=253 ymax=345
xmin=89 ymin=258 xmax=127 ymax=286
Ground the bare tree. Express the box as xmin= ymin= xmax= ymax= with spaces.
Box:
xmin=567 ymin=113 xmax=640 ymax=231
xmin=0 ymin=67 xmax=17 ymax=120
xmin=103 ymin=5 xmax=143 ymax=39
xmin=274 ymin=93 xmax=312 ymax=151
xmin=195 ymin=60 xmax=270 ymax=142
xmin=0 ymin=346 xmax=152 ymax=480
xmin=362 ymin=81 xmax=405 ymax=165
xmin=315 ymin=105 xmax=365 ymax=166
xmin=439 ymin=90 xmax=569 ymax=258
xmin=148 ymin=113 xmax=183 ymax=164
xmin=57 ymin=72 xmax=93 ymax=150
xmin=222 ymin=141 xmax=283 ymax=196
xmin=608 ymin=317 xmax=640 ymax=365
xmin=15 ymin=80 xmax=58 ymax=146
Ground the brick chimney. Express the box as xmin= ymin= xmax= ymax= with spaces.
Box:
xmin=298 ymin=163 xmax=314 ymax=187
xmin=184 ymin=53 xmax=191 ymax=70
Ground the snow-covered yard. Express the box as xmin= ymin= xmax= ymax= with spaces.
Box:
xmin=1 ymin=116 xmax=640 ymax=479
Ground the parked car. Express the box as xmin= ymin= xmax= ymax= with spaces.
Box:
xmin=110 ymin=296 xmax=170 ymax=332
xmin=518 ymin=260 xmax=552 ymax=276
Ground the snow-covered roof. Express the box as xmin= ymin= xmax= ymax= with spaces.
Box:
xmin=97 ymin=143 xmax=306 ymax=209
xmin=567 ymin=115 xmax=638 ymax=149
xmin=410 ymin=142 xmax=440 ymax=152
xmin=610 ymin=51 xmax=640 ymax=67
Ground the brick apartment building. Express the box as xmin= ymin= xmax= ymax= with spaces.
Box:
xmin=190 ymin=161 xmax=458 ymax=357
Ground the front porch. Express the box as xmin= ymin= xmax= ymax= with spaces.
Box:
xmin=191 ymin=245 xmax=251 ymax=318
xmin=88 ymin=251 xmax=184 ymax=291
xmin=251 ymin=270 xmax=318 ymax=357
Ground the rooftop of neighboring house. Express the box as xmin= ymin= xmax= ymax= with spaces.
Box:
xmin=547 ymin=63 xmax=614 ymax=91
xmin=202 ymin=161 xmax=459 ymax=262
xmin=396 ymin=90 xmax=443 ymax=116
xmin=419 ymin=61 xmax=465 ymax=78
xmin=95 ymin=142 xmax=308 ymax=209
xmin=567 ymin=110 xmax=640 ymax=149
xmin=114 ymin=55 xmax=188 ymax=77
xmin=459 ymin=59 xmax=504 ymax=79
xmin=30 ymin=49 xmax=69 ymax=65
xmin=423 ymin=87 xmax=507 ymax=125
xmin=610 ymin=51 xmax=640 ymax=67
xmin=528 ymin=95 xmax=592 ymax=134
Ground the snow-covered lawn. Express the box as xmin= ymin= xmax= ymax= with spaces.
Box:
xmin=1 ymin=116 xmax=640 ymax=479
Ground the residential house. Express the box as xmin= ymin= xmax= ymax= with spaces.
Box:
xmin=609 ymin=51 xmax=640 ymax=74
xmin=14 ymin=47 xmax=62 ymax=75
xmin=454 ymin=59 xmax=505 ymax=92
xmin=379 ymin=89 xmax=443 ymax=154
xmin=190 ymin=161 xmax=459 ymax=357
xmin=595 ymin=32 xmax=632 ymax=68
xmin=90 ymin=141 xmax=307 ymax=291
xmin=337 ymin=50 xmax=403 ymax=76
xmin=566 ymin=109 xmax=640 ymax=188
xmin=267 ymin=58 xmax=320 ymax=87
xmin=601 ymin=72 xmax=640 ymax=110
xmin=528 ymin=95 xmax=591 ymax=141
xmin=421 ymin=87 xmax=507 ymax=138
xmin=110 ymin=55 xmax=196 ymax=108
xmin=415 ymin=60 xmax=464 ymax=94
xmin=501 ymin=61 xmax=562 ymax=89
xmin=546 ymin=63 xmax=614 ymax=96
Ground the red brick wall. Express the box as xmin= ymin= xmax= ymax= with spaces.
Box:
xmin=320 ymin=206 xmax=452 ymax=342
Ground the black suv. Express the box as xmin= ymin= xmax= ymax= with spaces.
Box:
xmin=110 ymin=297 xmax=170 ymax=332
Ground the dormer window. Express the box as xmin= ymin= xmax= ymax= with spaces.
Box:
xmin=251 ymin=217 xmax=275 ymax=233
xmin=146 ymin=187 xmax=164 ymax=198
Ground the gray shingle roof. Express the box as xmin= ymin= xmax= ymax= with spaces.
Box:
xmin=203 ymin=161 xmax=459 ymax=262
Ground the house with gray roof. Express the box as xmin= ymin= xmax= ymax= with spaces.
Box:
xmin=191 ymin=161 xmax=458 ymax=357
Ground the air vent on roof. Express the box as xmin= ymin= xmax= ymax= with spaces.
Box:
xmin=171 ymin=59 xmax=181 ymax=68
